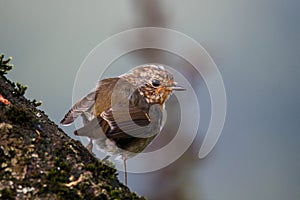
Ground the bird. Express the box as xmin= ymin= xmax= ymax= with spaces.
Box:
xmin=60 ymin=64 xmax=185 ymax=185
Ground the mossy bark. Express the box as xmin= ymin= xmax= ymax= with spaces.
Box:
xmin=0 ymin=75 xmax=144 ymax=200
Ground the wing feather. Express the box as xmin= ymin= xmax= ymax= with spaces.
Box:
xmin=60 ymin=91 xmax=96 ymax=125
xmin=101 ymin=104 xmax=162 ymax=139
xmin=60 ymin=77 xmax=121 ymax=125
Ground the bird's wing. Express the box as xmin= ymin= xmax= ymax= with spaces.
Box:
xmin=72 ymin=104 xmax=162 ymax=140
xmin=60 ymin=91 xmax=96 ymax=125
xmin=94 ymin=77 xmax=122 ymax=115
xmin=101 ymin=104 xmax=162 ymax=139
xmin=60 ymin=77 xmax=121 ymax=125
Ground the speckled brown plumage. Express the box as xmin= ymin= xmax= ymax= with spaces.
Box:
xmin=60 ymin=64 xmax=185 ymax=185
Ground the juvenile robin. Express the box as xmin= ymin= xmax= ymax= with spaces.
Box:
xmin=61 ymin=64 xmax=184 ymax=185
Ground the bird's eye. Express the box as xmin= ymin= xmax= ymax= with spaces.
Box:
xmin=151 ymin=79 xmax=161 ymax=87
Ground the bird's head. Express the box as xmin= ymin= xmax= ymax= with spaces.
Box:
xmin=121 ymin=64 xmax=185 ymax=104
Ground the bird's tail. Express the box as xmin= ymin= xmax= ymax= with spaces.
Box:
xmin=61 ymin=91 xmax=96 ymax=125
xmin=74 ymin=116 xmax=106 ymax=139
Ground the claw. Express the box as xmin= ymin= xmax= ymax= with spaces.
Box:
xmin=86 ymin=139 xmax=93 ymax=152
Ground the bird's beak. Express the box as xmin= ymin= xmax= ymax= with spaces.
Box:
xmin=170 ymin=82 xmax=186 ymax=91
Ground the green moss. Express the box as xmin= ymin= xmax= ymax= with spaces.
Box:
xmin=54 ymin=157 xmax=71 ymax=171
xmin=56 ymin=186 xmax=79 ymax=200
xmin=44 ymin=158 xmax=80 ymax=199
xmin=0 ymin=54 xmax=13 ymax=75
xmin=0 ymin=188 xmax=16 ymax=200
xmin=13 ymin=82 xmax=28 ymax=96
xmin=86 ymin=163 xmax=97 ymax=171
xmin=6 ymin=105 xmax=33 ymax=126
xmin=85 ymin=161 xmax=117 ymax=180
xmin=31 ymin=99 xmax=42 ymax=107
xmin=46 ymin=157 xmax=71 ymax=183
xmin=108 ymin=188 xmax=122 ymax=199
xmin=40 ymin=182 xmax=79 ymax=200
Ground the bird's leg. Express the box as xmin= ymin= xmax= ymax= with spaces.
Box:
xmin=81 ymin=111 xmax=93 ymax=125
xmin=102 ymin=155 xmax=110 ymax=161
xmin=122 ymin=154 xmax=127 ymax=186
xmin=86 ymin=139 xmax=93 ymax=152
xmin=81 ymin=112 xmax=94 ymax=153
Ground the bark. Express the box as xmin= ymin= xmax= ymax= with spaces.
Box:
xmin=0 ymin=70 xmax=144 ymax=200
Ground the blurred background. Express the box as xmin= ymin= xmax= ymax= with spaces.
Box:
xmin=1 ymin=0 xmax=299 ymax=199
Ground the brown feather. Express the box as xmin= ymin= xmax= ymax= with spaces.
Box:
xmin=60 ymin=91 xmax=96 ymax=125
